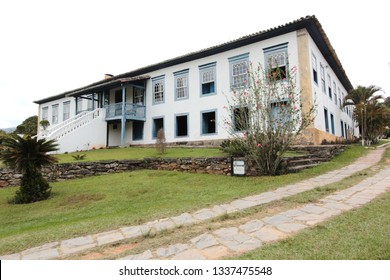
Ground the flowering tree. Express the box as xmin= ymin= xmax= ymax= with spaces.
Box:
xmin=223 ymin=62 xmax=315 ymax=175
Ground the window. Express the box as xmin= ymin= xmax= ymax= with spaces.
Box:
xmin=201 ymin=110 xmax=216 ymax=134
xmin=320 ymin=63 xmax=326 ymax=93
xmin=199 ymin=62 xmax=216 ymax=95
xmin=175 ymin=114 xmax=188 ymax=137
xmin=233 ymin=107 xmax=249 ymax=131
xmin=327 ymin=74 xmax=332 ymax=99
xmin=324 ymin=108 xmax=329 ymax=133
xmin=133 ymin=87 xmax=144 ymax=105
xmin=229 ymin=53 xmax=249 ymax=89
xmin=42 ymin=107 xmax=48 ymax=121
xmin=338 ymin=87 xmax=342 ymax=110
xmin=115 ymin=90 xmax=123 ymax=103
xmin=152 ymin=117 xmax=164 ymax=138
xmin=174 ymin=70 xmax=189 ymax=100
xmin=264 ymin=43 xmax=288 ymax=81
xmin=333 ymin=82 xmax=337 ymax=104
xmin=330 ymin=113 xmax=335 ymax=135
xmin=103 ymin=91 xmax=109 ymax=106
xmin=271 ymin=101 xmax=291 ymax=129
xmin=132 ymin=121 xmax=144 ymax=141
xmin=152 ymin=76 xmax=165 ymax=104
xmin=87 ymin=94 xmax=94 ymax=110
xmin=52 ymin=104 xmax=59 ymax=124
xmin=77 ymin=98 xmax=83 ymax=113
xmin=63 ymin=101 xmax=70 ymax=121
xmin=312 ymin=53 xmax=318 ymax=84
xmin=340 ymin=121 xmax=345 ymax=137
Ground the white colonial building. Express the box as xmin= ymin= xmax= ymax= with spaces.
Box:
xmin=35 ymin=16 xmax=358 ymax=153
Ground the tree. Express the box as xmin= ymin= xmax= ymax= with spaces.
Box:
xmin=14 ymin=116 xmax=38 ymax=136
xmin=0 ymin=129 xmax=10 ymax=146
xmin=0 ymin=135 xmax=58 ymax=204
xmin=344 ymin=85 xmax=389 ymax=144
xmin=39 ymin=120 xmax=50 ymax=130
xmin=222 ymin=62 xmax=315 ymax=175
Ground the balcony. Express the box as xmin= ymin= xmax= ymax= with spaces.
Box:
xmin=105 ymin=103 xmax=146 ymax=121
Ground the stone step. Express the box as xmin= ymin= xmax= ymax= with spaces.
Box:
xmin=287 ymin=163 xmax=320 ymax=172
xmin=287 ymin=157 xmax=329 ymax=167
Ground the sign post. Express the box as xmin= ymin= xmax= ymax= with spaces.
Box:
xmin=231 ymin=157 xmax=246 ymax=176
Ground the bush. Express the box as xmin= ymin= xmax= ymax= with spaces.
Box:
xmin=220 ymin=139 xmax=250 ymax=157
xmin=156 ymin=128 xmax=166 ymax=154
xmin=13 ymin=172 xmax=51 ymax=204
xmin=72 ymin=154 xmax=87 ymax=160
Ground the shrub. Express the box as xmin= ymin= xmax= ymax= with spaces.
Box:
xmin=0 ymin=135 xmax=58 ymax=204
xmin=220 ymin=139 xmax=250 ymax=157
xmin=13 ymin=172 xmax=51 ymax=204
xmin=155 ymin=128 xmax=166 ymax=154
xmin=223 ymin=62 xmax=315 ymax=175
xmin=72 ymin=154 xmax=87 ymax=160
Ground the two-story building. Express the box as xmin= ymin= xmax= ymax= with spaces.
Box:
xmin=34 ymin=16 xmax=358 ymax=153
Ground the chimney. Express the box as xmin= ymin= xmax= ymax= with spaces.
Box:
xmin=104 ymin=74 xmax=114 ymax=79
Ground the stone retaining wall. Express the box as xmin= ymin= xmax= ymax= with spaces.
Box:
xmin=0 ymin=157 xmax=232 ymax=187
xmin=0 ymin=145 xmax=346 ymax=188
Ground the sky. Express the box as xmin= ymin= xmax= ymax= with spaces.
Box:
xmin=0 ymin=0 xmax=389 ymax=128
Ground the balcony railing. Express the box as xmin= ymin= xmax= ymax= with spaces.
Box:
xmin=105 ymin=103 xmax=146 ymax=121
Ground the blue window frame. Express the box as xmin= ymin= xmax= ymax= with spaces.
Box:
xmin=228 ymin=53 xmax=249 ymax=89
xmin=271 ymin=101 xmax=291 ymax=129
xmin=199 ymin=62 xmax=216 ymax=96
xmin=330 ymin=113 xmax=335 ymax=135
xmin=42 ymin=106 xmax=48 ymax=121
xmin=320 ymin=63 xmax=326 ymax=94
xmin=132 ymin=121 xmax=144 ymax=141
xmin=338 ymin=88 xmax=342 ymax=110
xmin=52 ymin=104 xmax=59 ymax=124
xmin=324 ymin=107 xmax=329 ymax=133
xmin=232 ymin=106 xmax=249 ymax=132
xmin=152 ymin=75 xmax=165 ymax=105
xmin=312 ymin=53 xmax=318 ymax=85
xmin=201 ymin=109 xmax=217 ymax=135
xmin=327 ymin=74 xmax=332 ymax=100
xmin=174 ymin=69 xmax=189 ymax=101
xmin=152 ymin=116 xmax=164 ymax=139
xmin=175 ymin=113 xmax=189 ymax=137
xmin=264 ymin=43 xmax=288 ymax=81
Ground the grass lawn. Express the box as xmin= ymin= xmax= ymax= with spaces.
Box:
xmin=0 ymin=145 xmax=367 ymax=255
xmin=237 ymin=191 xmax=390 ymax=260
xmin=54 ymin=147 xmax=226 ymax=163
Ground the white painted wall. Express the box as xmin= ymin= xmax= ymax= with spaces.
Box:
xmin=142 ymin=32 xmax=299 ymax=145
xmin=55 ymin=113 xmax=107 ymax=153
xmin=308 ymin=37 xmax=358 ymax=139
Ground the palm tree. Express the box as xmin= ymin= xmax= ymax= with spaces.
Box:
xmin=344 ymin=85 xmax=382 ymax=106
xmin=0 ymin=135 xmax=58 ymax=203
xmin=344 ymin=85 xmax=382 ymax=144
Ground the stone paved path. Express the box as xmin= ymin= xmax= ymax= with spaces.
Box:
xmin=120 ymin=166 xmax=390 ymax=260
xmin=0 ymin=147 xmax=387 ymax=260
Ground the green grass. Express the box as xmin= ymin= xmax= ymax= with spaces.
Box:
xmin=0 ymin=145 xmax=367 ymax=255
xmin=55 ymin=147 xmax=226 ymax=163
xmin=237 ymin=191 xmax=390 ymax=260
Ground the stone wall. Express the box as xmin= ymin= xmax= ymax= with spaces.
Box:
xmin=0 ymin=157 xmax=231 ymax=187
xmin=0 ymin=145 xmax=346 ymax=188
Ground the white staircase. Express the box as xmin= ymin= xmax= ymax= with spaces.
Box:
xmin=38 ymin=108 xmax=107 ymax=153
